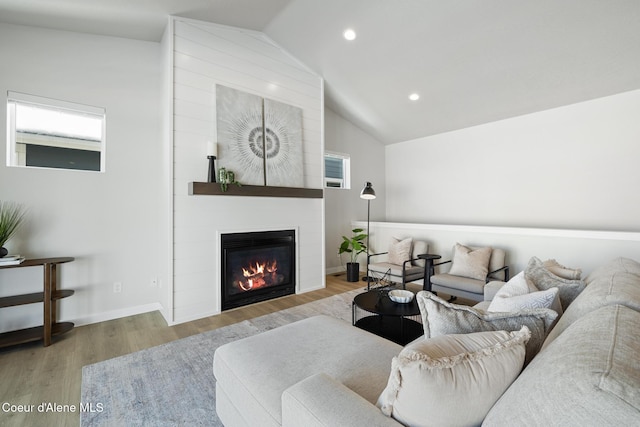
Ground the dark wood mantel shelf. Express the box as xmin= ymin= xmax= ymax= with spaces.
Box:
xmin=189 ymin=182 xmax=323 ymax=199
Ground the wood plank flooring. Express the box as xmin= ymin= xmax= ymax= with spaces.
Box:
xmin=0 ymin=273 xmax=363 ymax=427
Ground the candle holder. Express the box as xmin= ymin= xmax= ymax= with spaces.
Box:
xmin=207 ymin=155 xmax=217 ymax=183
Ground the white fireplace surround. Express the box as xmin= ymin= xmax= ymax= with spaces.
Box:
xmin=166 ymin=18 xmax=325 ymax=325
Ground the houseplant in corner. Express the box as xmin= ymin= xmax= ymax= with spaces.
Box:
xmin=0 ymin=201 xmax=27 ymax=258
xmin=339 ymin=228 xmax=367 ymax=282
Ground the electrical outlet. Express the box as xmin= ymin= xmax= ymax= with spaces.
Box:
xmin=150 ymin=278 xmax=158 ymax=288
xmin=113 ymin=282 xmax=122 ymax=293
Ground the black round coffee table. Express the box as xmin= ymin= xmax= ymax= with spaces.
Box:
xmin=352 ymin=290 xmax=423 ymax=345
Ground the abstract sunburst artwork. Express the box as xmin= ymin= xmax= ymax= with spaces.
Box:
xmin=216 ymin=85 xmax=304 ymax=187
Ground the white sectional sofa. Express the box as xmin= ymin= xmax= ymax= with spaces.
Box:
xmin=213 ymin=257 xmax=640 ymax=426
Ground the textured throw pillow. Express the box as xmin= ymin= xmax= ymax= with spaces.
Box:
xmin=525 ymin=256 xmax=586 ymax=310
xmin=543 ymin=258 xmax=582 ymax=280
xmin=388 ymin=237 xmax=412 ymax=265
xmin=488 ymin=272 xmax=561 ymax=314
xmin=489 ymin=287 xmax=559 ymax=313
xmin=377 ymin=327 xmax=530 ymax=427
xmin=416 ymin=291 xmax=557 ymax=365
xmin=448 ymin=243 xmax=492 ymax=280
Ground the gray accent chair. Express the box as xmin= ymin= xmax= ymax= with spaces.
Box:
xmin=429 ymin=246 xmax=509 ymax=302
xmin=367 ymin=240 xmax=429 ymax=289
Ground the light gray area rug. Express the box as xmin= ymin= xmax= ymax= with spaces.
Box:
xmin=81 ymin=288 xmax=362 ymax=427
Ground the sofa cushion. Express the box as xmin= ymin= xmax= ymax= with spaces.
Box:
xmin=525 ymin=256 xmax=586 ymax=310
xmin=543 ymin=257 xmax=640 ymax=349
xmin=283 ymin=373 xmax=401 ymax=427
xmin=484 ymin=304 xmax=640 ymax=427
xmin=388 ymin=237 xmax=412 ymax=265
xmin=488 ymin=271 xmax=562 ymax=314
xmin=430 ymin=273 xmax=485 ymax=295
xmin=377 ymin=327 xmax=530 ymax=427
xmin=585 ymin=256 xmax=640 ymax=283
xmin=448 ymin=243 xmax=492 ymax=280
xmin=213 ymin=315 xmax=402 ymax=427
xmin=368 ymin=262 xmax=424 ymax=283
xmin=416 ymin=291 xmax=557 ymax=364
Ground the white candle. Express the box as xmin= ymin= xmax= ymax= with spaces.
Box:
xmin=207 ymin=141 xmax=218 ymax=157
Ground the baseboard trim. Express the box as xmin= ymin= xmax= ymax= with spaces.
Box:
xmin=326 ymin=266 xmax=346 ymax=275
xmin=71 ymin=303 xmax=164 ymax=327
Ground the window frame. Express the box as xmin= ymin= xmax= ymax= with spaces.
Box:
xmin=6 ymin=91 xmax=106 ymax=172
xmin=324 ymin=151 xmax=350 ymax=189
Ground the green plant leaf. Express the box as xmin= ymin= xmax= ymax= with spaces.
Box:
xmin=0 ymin=201 xmax=27 ymax=247
xmin=338 ymin=228 xmax=368 ymax=263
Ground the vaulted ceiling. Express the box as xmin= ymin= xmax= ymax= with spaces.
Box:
xmin=2 ymin=0 xmax=640 ymax=144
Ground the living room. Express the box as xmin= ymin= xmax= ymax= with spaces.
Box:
xmin=1 ymin=1 xmax=639 ymax=425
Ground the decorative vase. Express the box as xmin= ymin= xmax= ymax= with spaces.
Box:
xmin=346 ymin=262 xmax=360 ymax=282
xmin=0 ymin=247 xmax=8 ymax=258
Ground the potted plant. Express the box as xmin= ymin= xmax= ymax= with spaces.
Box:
xmin=0 ymin=201 xmax=27 ymax=258
xmin=339 ymin=228 xmax=367 ymax=282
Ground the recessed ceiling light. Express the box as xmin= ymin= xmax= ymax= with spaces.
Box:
xmin=409 ymin=93 xmax=420 ymax=101
xmin=343 ymin=29 xmax=356 ymax=41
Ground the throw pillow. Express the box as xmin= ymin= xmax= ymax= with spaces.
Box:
xmin=488 ymin=271 xmax=562 ymax=314
xmin=388 ymin=237 xmax=412 ymax=265
xmin=377 ymin=327 xmax=530 ymax=427
xmin=543 ymin=258 xmax=582 ymax=280
xmin=448 ymin=243 xmax=492 ymax=280
xmin=489 ymin=287 xmax=559 ymax=313
xmin=416 ymin=291 xmax=557 ymax=365
xmin=525 ymin=256 xmax=586 ymax=310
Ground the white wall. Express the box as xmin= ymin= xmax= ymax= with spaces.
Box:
xmin=324 ymin=107 xmax=386 ymax=273
xmin=0 ymin=23 xmax=165 ymax=331
xmin=169 ymin=19 xmax=325 ymax=324
xmin=386 ymin=89 xmax=640 ymax=232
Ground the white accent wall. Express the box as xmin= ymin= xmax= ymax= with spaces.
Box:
xmin=167 ymin=18 xmax=325 ymax=324
xmin=0 ymin=23 xmax=165 ymax=331
xmin=386 ymin=89 xmax=640 ymax=232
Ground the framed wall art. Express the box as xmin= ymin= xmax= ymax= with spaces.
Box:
xmin=215 ymin=85 xmax=304 ymax=187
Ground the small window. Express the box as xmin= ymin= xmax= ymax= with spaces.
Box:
xmin=7 ymin=91 xmax=105 ymax=172
xmin=324 ymin=151 xmax=350 ymax=189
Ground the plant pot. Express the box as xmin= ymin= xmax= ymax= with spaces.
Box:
xmin=346 ymin=262 xmax=360 ymax=282
xmin=0 ymin=247 xmax=7 ymax=258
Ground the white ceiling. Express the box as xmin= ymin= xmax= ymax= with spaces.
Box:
xmin=2 ymin=0 xmax=640 ymax=144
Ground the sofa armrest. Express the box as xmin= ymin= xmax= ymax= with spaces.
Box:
xmin=484 ymin=280 xmax=507 ymax=301
xmin=282 ymin=373 xmax=401 ymax=427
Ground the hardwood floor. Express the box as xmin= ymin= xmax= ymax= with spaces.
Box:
xmin=0 ymin=273 xmax=363 ymax=427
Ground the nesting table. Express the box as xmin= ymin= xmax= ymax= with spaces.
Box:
xmin=352 ymin=289 xmax=423 ymax=345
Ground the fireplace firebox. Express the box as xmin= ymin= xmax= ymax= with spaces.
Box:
xmin=221 ymin=230 xmax=295 ymax=311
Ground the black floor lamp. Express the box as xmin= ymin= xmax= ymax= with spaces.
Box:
xmin=360 ymin=182 xmax=376 ymax=289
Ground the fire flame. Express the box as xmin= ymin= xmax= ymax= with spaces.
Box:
xmin=237 ymin=260 xmax=278 ymax=291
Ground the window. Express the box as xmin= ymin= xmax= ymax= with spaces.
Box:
xmin=324 ymin=151 xmax=350 ymax=189
xmin=7 ymin=91 xmax=106 ymax=172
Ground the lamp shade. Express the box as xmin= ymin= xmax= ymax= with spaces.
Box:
xmin=360 ymin=182 xmax=376 ymax=200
